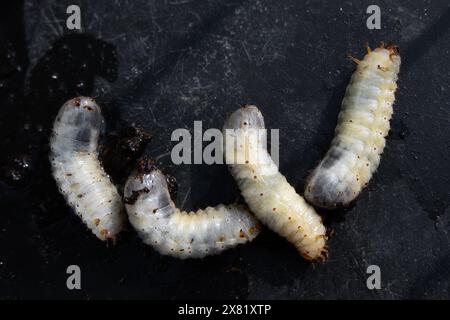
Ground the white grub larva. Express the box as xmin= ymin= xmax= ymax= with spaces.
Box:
xmin=50 ymin=97 xmax=125 ymax=242
xmin=305 ymin=43 xmax=401 ymax=209
xmin=123 ymin=160 xmax=261 ymax=259
xmin=223 ymin=106 xmax=327 ymax=261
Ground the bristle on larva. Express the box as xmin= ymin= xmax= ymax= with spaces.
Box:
xmin=50 ymin=97 xmax=125 ymax=241
xmin=223 ymin=105 xmax=327 ymax=261
xmin=123 ymin=160 xmax=261 ymax=259
xmin=305 ymin=43 xmax=401 ymax=209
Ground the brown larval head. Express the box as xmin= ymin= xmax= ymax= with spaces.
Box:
xmin=379 ymin=42 xmax=400 ymax=59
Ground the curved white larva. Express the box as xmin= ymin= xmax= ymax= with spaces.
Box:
xmin=305 ymin=44 xmax=401 ymax=209
xmin=223 ymin=106 xmax=327 ymax=261
xmin=50 ymin=97 xmax=125 ymax=241
xmin=123 ymin=162 xmax=261 ymax=259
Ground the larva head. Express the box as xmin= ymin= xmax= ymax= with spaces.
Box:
xmin=367 ymin=43 xmax=401 ymax=69
xmin=57 ymin=97 xmax=103 ymax=130
xmin=223 ymin=105 xmax=266 ymax=131
xmin=385 ymin=44 xmax=399 ymax=56
xmin=124 ymin=159 xmax=171 ymax=207
xmin=223 ymin=105 xmax=271 ymax=164
xmin=53 ymin=97 xmax=104 ymax=152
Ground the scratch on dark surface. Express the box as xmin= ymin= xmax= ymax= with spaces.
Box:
xmin=111 ymin=0 xmax=248 ymax=102
xmin=188 ymin=9 xmax=202 ymax=24
xmin=180 ymin=186 xmax=191 ymax=208
xmin=40 ymin=7 xmax=63 ymax=37
xmin=240 ymin=40 xmax=252 ymax=62
xmin=169 ymin=0 xmax=194 ymax=5
xmin=401 ymin=7 xmax=450 ymax=72
xmin=150 ymin=6 xmax=163 ymax=32
xmin=154 ymin=151 xmax=171 ymax=162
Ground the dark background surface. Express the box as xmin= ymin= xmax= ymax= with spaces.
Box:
xmin=0 ymin=0 xmax=449 ymax=299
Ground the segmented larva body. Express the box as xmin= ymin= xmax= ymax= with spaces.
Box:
xmin=305 ymin=44 xmax=401 ymax=209
xmin=223 ymin=106 xmax=327 ymax=261
xmin=50 ymin=97 xmax=125 ymax=241
xmin=123 ymin=162 xmax=261 ymax=259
